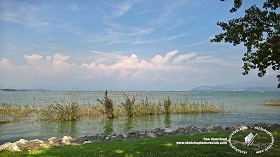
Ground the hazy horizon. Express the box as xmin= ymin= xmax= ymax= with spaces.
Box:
xmin=0 ymin=0 xmax=278 ymax=91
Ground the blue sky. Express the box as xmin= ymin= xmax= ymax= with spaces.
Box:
xmin=0 ymin=0 xmax=278 ymax=90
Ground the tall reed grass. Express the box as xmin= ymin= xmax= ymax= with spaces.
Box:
xmin=0 ymin=91 xmax=224 ymax=122
xmin=121 ymin=93 xmax=135 ymax=117
xmin=265 ymin=100 xmax=280 ymax=106
xmin=97 ymin=90 xmax=114 ymax=119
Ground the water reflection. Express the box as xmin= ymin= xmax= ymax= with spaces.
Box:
xmin=124 ymin=118 xmax=133 ymax=132
xmin=103 ymin=119 xmax=113 ymax=135
xmin=164 ymin=115 xmax=171 ymax=128
xmin=40 ymin=121 xmax=78 ymax=137
xmin=57 ymin=121 xmax=77 ymax=135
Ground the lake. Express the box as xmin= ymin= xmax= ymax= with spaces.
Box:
xmin=0 ymin=91 xmax=279 ymax=144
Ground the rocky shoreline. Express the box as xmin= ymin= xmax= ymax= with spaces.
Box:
xmin=1 ymin=123 xmax=279 ymax=152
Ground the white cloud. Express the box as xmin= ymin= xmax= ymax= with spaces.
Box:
xmin=24 ymin=54 xmax=44 ymax=65
xmin=113 ymin=0 xmax=136 ymax=18
xmin=0 ymin=2 xmax=49 ymax=29
xmin=173 ymin=52 xmax=197 ymax=63
xmin=0 ymin=59 xmax=10 ymax=65
xmin=151 ymin=50 xmax=178 ymax=66
xmin=0 ymin=50 xmax=241 ymax=85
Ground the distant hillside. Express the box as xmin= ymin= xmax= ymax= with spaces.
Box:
xmin=0 ymin=88 xmax=50 ymax=92
xmin=0 ymin=88 xmax=29 ymax=92
xmin=190 ymin=86 xmax=279 ymax=91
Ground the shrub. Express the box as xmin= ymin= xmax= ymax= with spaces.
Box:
xmin=163 ymin=97 xmax=171 ymax=115
xmin=121 ymin=93 xmax=135 ymax=117
xmin=97 ymin=91 xmax=114 ymax=119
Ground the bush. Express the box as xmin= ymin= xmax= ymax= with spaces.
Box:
xmin=97 ymin=91 xmax=114 ymax=119
xmin=121 ymin=93 xmax=135 ymax=117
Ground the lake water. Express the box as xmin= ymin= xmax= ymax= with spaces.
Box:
xmin=0 ymin=91 xmax=279 ymax=144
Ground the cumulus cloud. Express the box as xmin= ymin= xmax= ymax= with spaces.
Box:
xmin=0 ymin=59 xmax=10 ymax=65
xmin=151 ymin=50 xmax=178 ymax=66
xmin=0 ymin=50 xmax=239 ymax=83
xmin=173 ymin=52 xmax=197 ymax=63
xmin=24 ymin=54 xmax=44 ymax=65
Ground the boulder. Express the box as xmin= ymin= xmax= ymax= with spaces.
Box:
xmin=147 ymin=132 xmax=156 ymax=138
xmin=164 ymin=128 xmax=174 ymax=134
xmin=120 ymin=133 xmax=128 ymax=139
xmin=15 ymin=139 xmax=28 ymax=145
xmin=21 ymin=139 xmax=46 ymax=150
xmin=83 ymin=141 xmax=92 ymax=144
xmin=62 ymin=136 xmax=73 ymax=145
xmin=48 ymin=137 xmax=61 ymax=146
xmin=213 ymin=126 xmax=224 ymax=132
xmin=154 ymin=128 xmax=165 ymax=136
xmin=0 ymin=142 xmax=21 ymax=152
xmin=201 ymin=125 xmax=214 ymax=132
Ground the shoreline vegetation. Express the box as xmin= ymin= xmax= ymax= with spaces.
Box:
xmin=265 ymin=100 xmax=280 ymax=106
xmin=0 ymin=91 xmax=223 ymax=122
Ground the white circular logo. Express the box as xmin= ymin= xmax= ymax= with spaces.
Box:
xmin=228 ymin=126 xmax=274 ymax=154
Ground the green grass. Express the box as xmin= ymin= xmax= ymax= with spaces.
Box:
xmin=1 ymin=131 xmax=279 ymax=157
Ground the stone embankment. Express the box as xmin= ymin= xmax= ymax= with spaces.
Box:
xmin=1 ymin=123 xmax=279 ymax=152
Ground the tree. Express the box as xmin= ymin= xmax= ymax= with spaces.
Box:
xmin=211 ymin=0 xmax=280 ymax=88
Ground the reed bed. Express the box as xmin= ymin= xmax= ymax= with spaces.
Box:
xmin=0 ymin=91 xmax=224 ymax=122
xmin=265 ymin=100 xmax=280 ymax=106
xmin=0 ymin=103 xmax=34 ymax=121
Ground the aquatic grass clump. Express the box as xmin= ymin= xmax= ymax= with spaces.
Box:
xmin=97 ymin=90 xmax=114 ymax=119
xmin=164 ymin=97 xmax=171 ymax=114
xmin=77 ymin=104 xmax=103 ymax=118
xmin=132 ymin=97 xmax=162 ymax=116
xmin=172 ymin=101 xmax=222 ymax=114
xmin=0 ymin=91 xmax=224 ymax=121
xmin=265 ymin=100 xmax=280 ymax=106
xmin=121 ymin=93 xmax=135 ymax=117
xmin=38 ymin=91 xmax=81 ymax=121
xmin=39 ymin=101 xmax=80 ymax=121
xmin=0 ymin=103 xmax=33 ymax=121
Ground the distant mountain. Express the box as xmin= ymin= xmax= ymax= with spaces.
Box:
xmin=0 ymin=88 xmax=30 ymax=91
xmin=190 ymin=85 xmax=279 ymax=91
xmin=0 ymin=88 xmax=51 ymax=92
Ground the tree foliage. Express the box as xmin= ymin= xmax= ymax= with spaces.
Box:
xmin=211 ymin=0 xmax=280 ymax=87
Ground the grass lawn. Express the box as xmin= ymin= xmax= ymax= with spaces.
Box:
xmin=1 ymin=131 xmax=279 ymax=157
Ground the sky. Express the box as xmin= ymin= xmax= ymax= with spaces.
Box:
xmin=0 ymin=0 xmax=278 ymax=91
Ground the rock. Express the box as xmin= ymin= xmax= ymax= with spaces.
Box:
xmin=213 ymin=126 xmax=224 ymax=132
xmin=121 ymin=133 xmax=128 ymax=138
xmin=0 ymin=142 xmax=21 ymax=152
xmin=48 ymin=137 xmax=61 ymax=146
xmin=22 ymin=139 xmax=45 ymax=150
xmin=113 ymin=134 xmax=124 ymax=140
xmin=83 ymin=141 xmax=92 ymax=144
xmin=147 ymin=132 xmax=156 ymax=138
xmin=15 ymin=139 xmax=28 ymax=145
xmin=164 ymin=128 xmax=174 ymax=134
xmin=232 ymin=124 xmax=248 ymax=130
xmin=175 ymin=127 xmax=188 ymax=134
xmin=138 ymin=132 xmax=148 ymax=139
xmin=225 ymin=126 xmax=234 ymax=131
xmin=269 ymin=124 xmax=280 ymax=131
xmin=127 ymin=132 xmax=138 ymax=139
xmin=62 ymin=136 xmax=73 ymax=145
xmin=201 ymin=126 xmax=214 ymax=132
xmin=96 ymin=134 xmax=105 ymax=141
xmin=185 ymin=126 xmax=200 ymax=135
xmin=154 ymin=128 xmax=164 ymax=136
